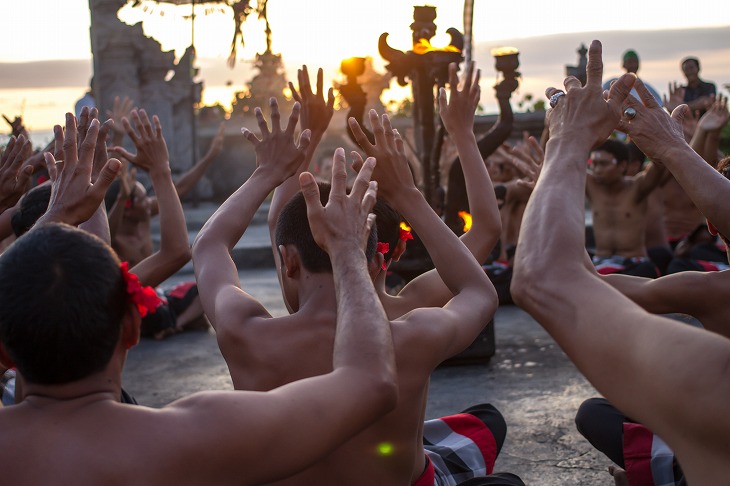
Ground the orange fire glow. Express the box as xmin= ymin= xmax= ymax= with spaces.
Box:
xmin=490 ymin=46 xmax=519 ymax=57
xmin=458 ymin=211 xmax=472 ymax=232
xmin=413 ymin=38 xmax=461 ymax=55
xmin=400 ymin=222 xmax=412 ymax=232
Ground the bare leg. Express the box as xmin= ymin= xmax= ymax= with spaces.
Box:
xmin=174 ymin=296 xmax=209 ymax=331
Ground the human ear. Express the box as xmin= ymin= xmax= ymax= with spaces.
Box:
xmin=120 ymin=303 xmax=141 ymax=350
xmin=280 ymin=245 xmax=300 ymax=279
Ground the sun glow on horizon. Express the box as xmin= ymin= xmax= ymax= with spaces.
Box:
xmin=1 ymin=1 xmax=729 ymax=132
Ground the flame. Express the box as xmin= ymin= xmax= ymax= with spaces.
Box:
xmin=458 ymin=211 xmax=472 ymax=232
xmin=399 ymin=221 xmax=412 ymax=232
xmin=490 ymin=46 xmax=519 ymax=57
xmin=413 ymin=38 xmax=461 ymax=55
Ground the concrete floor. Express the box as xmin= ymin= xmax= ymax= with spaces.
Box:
xmin=123 ymin=268 xmax=617 ymax=485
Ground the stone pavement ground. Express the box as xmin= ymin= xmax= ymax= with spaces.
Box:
xmin=123 ymin=269 xmax=615 ymax=485
xmin=133 ymin=202 xmax=620 ymax=484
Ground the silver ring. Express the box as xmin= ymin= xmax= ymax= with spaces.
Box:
xmin=623 ymin=107 xmax=637 ymax=120
xmin=549 ymin=92 xmax=566 ymax=108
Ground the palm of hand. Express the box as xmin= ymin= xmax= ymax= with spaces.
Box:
xmin=698 ymin=108 xmax=730 ymax=131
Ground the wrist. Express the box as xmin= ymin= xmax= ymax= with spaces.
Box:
xmin=148 ymin=165 xmax=172 ymax=180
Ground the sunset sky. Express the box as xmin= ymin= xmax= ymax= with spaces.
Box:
xmin=1 ymin=0 xmax=729 ymax=144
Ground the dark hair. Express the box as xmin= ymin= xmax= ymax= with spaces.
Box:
xmin=594 ymin=140 xmax=629 ymax=164
xmin=104 ymin=179 xmax=121 ymax=212
xmin=626 ymin=141 xmax=646 ymax=165
xmin=275 ymin=182 xmax=377 ymax=273
xmin=373 ymin=198 xmax=402 ymax=262
xmin=11 ymin=184 xmax=51 ymax=237
xmin=681 ymin=57 xmax=700 ymax=70
xmin=0 ymin=224 xmax=127 ymax=385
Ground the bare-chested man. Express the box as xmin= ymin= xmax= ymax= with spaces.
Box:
xmin=587 ymin=138 xmax=664 ymax=277
xmin=193 ymin=90 xmax=518 ymax=485
xmin=0 ymin=113 xmax=398 ymax=485
xmin=270 ymin=65 xmax=519 ymax=484
xmin=511 ymin=40 xmax=730 ymax=485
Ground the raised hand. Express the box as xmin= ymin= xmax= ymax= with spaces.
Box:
xmin=663 ymin=82 xmax=685 ymax=113
xmin=241 ymin=98 xmax=311 ymax=183
xmin=289 ymin=66 xmax=334 ymax=140
xmin=349 ymin=110 xmax=416 ymax=203
xmin=617 ymin=79 xmax=688 ymax=163
xmin=508 ymin=135 xmax=544 ymax=191
xmin=0 ymin=134 xmax=33 ymax=212
xmin=76 ymin=106 xmax=114 ymax=181
xmin=300 ymin=147 xmax=377 ymax=255
xmin=39 ymin=113 xmax=121 ymax=226
xmin=205 ymin=122 xmax=226 ymax=159
xmin=545 ymin=40 xmax=635 ymax=148
xmin=109 ymin=109 xmax=170 ymax=175
xmin=439 ymin=61 xmax=480 ymax=136
xmin=106 ymin=96 xmax=135 ymax=141
xmin=697 ymin=94 xmax=729 ymax=132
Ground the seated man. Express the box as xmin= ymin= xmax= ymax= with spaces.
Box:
xmin=270 ymin=66 xmax=519 ymax=484
xmin=193 ymin=94 xmax=520 ymax=485
xmin=511 ymin=40 xmax=730 ymax=485
xmin=0 ymin=112 xmax=398 ymax=484
xmin=587 ymin=139 xmax=664 ymax=277
xmin=680 ymin=56 xmax=716 ymax=113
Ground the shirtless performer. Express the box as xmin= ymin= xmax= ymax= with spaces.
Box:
xmin=193 ymin=95 xmax=520 ymax=485
xmin=107 ymin=111 xmax=225 ymax=338
xmin=265 ymin=66 xmax=518 ymax=483
xmin=577 ymin=123 xmax=730 ymax=486
xmin=0 ymin=113 xmax=398 ymax=485
xmin=586 ymin=138 xmax=664 ymax=277
xmin=511 ymin=40 xmax=730 ymax=485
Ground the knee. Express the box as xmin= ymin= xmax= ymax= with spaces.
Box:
xmin=462 ymin=403 xmax=507 ymax=453
xmin=575 ymin=397 xmax=609 ymax=439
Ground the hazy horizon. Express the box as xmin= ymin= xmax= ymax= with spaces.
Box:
xmin=1 ymin=24 xmax=728 ymax=140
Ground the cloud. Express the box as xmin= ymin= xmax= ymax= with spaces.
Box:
xmin=0 ymin=59 xmax=93 ymax=89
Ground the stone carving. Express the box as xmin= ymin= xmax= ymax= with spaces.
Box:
xmin=88 ymin=0 xmax=202 ymax=171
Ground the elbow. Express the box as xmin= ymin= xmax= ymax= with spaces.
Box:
xmin=371 ymin=374 xmax=399 ymax=415
xmin=510 ymin=256 xmax=543 ymax=311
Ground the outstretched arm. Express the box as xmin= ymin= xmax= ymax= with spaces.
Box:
xmin=511 ymin=41 xmax=730 ymax=480
xmin=689 ymin=94 xmax=729 ymax=167
xmin=267 ymin=67 xmax=334 ymax=311
xmin=350 ymin=110 xmax=495 ymax=361
xmin=110 ymin=109 xmax=190 ymax=287
xmin=376 ymin=62 xmax=501 ymax=311
xmin=147 ymin=121 xmax=226 ymax=216
xmin=168 ymin=152 xmax=396 ymax=486
xmin=193 ymin=99 xmax=310 ymax=329
xmin=0 ymin=134 xmax=33 ymax=215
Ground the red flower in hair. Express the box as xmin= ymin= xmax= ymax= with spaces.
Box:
xmin=376 ymin=242 xmax=390 ymax=270
xmin=120 ymin=262 xmax=162 ymax=317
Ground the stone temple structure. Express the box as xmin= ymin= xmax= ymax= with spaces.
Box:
xmin=89 ymin=0 xmax=202 ymax=173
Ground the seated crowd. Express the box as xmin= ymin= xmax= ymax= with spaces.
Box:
xmin=0 ymin=39 xmax=727 ymax=485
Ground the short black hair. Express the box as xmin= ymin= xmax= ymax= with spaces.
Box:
xmin=11 ymin=184 xmax=51 ymax=237
xmin=594 ymin=140 xmax=629 ymax=164
xmin=681 ymin=57 xmax=700 ymax=70
xmin=373 ymin=198 xmax=402 ymax=262
xmin=626 ymin=141 xmax=646 ymax=165
xmin=0 ymin=224 xmax=127 ymax=385
xmin=275 ymin=183 xmax=377 ymax=273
